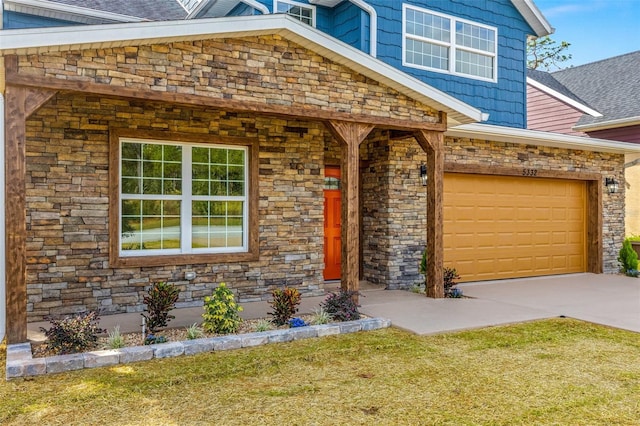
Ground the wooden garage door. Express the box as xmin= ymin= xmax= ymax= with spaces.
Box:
xmin=444 ymin=173 xmax=586 ymax=282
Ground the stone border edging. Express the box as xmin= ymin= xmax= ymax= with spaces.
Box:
xmin=6 ymin=317 xmax=391 ymax=380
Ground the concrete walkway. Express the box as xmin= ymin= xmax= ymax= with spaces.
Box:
xmin=27 ymin=273 xmax=640 ymax=340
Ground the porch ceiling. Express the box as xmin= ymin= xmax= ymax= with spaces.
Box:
xmin=0 ymin=14 xmax=484 ymax=127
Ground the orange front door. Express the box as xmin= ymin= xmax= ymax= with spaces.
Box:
xmin=324 ymin=167 xmax=341 ymax=280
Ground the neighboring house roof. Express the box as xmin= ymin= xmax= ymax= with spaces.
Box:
xmin=0 ymin=14 xmax=485 ymax=125
xmin=527 ymin=51 xmax=640 ymax=131
xmin=4 ymin=0 xmax=553 ymax=36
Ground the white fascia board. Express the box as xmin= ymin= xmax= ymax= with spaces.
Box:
xmin=447 ymin=123 xmax=640 ymax=154
xmin=4 ymin=0 xmax=149 ymax=23
xmin=573 ymin=116 xmax=640 ymax=132
xmin=527 ymin=77 xmax=602 ymax=117
xmin=0 ymin=14 xmax=483 ymax=125
xmin=510 ymin=0 xmax=553 ymax=37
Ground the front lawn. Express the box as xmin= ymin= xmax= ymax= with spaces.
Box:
xmin=2 ymin=318 xmax=639 ymax=425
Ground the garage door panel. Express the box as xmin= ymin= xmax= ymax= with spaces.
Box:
xmin=444 ymin=173 xmax=586 ymax=282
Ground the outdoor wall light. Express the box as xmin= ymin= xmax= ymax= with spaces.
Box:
xmin=420 ymin=163 xmax=427 ymax=186
xmin=605 ymin=177 xmax=619 ymax=194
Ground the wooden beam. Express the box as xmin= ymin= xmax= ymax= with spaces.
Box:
xmin=5 ymin=85 xmax=28 ymax=343
xmin=587 ymin=180 xmax=603 ymax=273
xmin=325 ymin=121 xmax=374 ymax=300
xmin=414 ymin=130 xmax=445 ymax=298
xmin=5 ymin=71 xmax=447 ymax=132
xmin=24 ymin=88 xmax=57 ymax=117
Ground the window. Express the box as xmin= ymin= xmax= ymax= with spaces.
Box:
xmin=110 ymin=130 xmax=258 ymax=267
xmin=275 ymin=0 xmax=315 ymax=26
xmin=403 ymin=4 xmax=497 ymax=82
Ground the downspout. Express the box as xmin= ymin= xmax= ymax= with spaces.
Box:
xmin=240 ymin=0 xmax=269 ymax=15
xmin=347 ymin=0 xmax=376 ymax=58
xmin=0 ymin=57 xmax=5 ymax=343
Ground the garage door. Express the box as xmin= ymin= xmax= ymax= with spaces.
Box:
xmin=444 ymin=173 xmax=586 ymax=282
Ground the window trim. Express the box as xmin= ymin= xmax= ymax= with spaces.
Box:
xmin=109 ymin=128 xmax=259 ymax=268
xmin=274 ymin=0 xmax=316 ymax=27
xmin=402 ymin=4 xmax=498 ymax=83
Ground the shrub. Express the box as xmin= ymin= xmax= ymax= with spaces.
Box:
xmin=619 ymin=238 xmax=639 ymax=276
xmin=289 ymin=317 xmax=308 ymax=328
xmin=443 ymin=267 xmax=462 ymax=298
xmin=142 ymin=281 xmax=180 ymax=333
xmin=107 ymin=325 xmax=125 ymax=349
xmin=254 ymin=319 xmax=273 ymax=332
xmin=202 ymin=283 xmax=244 ymax=334
xmin=41 ymin=311 xmax=103 ymax=355
xmin=268 ymin=287 xmax=302 ymax=326
xmin=321 ymin=289 xmax=360 ymax=322
xmin=185 ymin=323 xmax=204 ymax=340
xmin=144 ymin=334 xmax=167 ymax=345
xmin=310 ymin=307 xmax=332 ymax=325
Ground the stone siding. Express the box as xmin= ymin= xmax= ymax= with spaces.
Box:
xmin=16 ymin=35 xmax=440 ymax=123
xmin=25 ymin=93 xmax=327 ymax=320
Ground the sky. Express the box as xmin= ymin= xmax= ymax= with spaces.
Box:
xmin=532 ymin=0 xmax=640 ymax=67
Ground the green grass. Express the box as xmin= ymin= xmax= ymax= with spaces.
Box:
xmin=2 ymin=319 xmax=640 ymax=425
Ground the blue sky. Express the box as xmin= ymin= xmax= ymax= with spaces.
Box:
xmin=533 ymin=0 xmax=640 ymax=67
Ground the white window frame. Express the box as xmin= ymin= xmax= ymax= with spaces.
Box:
xmin=402 ymin=4 xmax=498 ymax=83
xmin=274 ymin=0 xmax=316 ymax=27
xmin=118 ymin=138 xmax=249 ymax=258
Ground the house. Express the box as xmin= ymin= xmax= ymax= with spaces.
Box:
xmin=1 ymin=0 xmax=638 ymax=344
xmin=527 ymin=51 xmax=640 ymax=234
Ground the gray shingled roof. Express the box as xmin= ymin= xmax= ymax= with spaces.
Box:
xmin=48 ymin=0 xmax=188 ymax=20
xmin=529 ymin=51 xmax=640 ymax=127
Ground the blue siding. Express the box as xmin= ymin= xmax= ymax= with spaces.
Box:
xmin=3 ymin=11 xmax=77 ymax=29
xmin=369 ymin=0 xmax=533 ymax=128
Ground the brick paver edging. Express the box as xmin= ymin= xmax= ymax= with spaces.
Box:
xmin=5 ymin=318 xmax=391 ymax=379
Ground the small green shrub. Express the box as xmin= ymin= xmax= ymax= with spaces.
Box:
xmin=618 ymin=238 xmax=639 ymax=276
xmin=107 ymin=325 xmax=125 ymax=349
xmin=185 ymin=323 xmax=204 ymax=340
xmin=443 ymin=267 xmax=462 ymax=298
xmin=41 ymin=311 xmax=103 ymax=355
xmin=202 ymin=283 xmax=244 ymax=334
xmin=310 ymin=307 xmax=332 ymax=325
xmin=141 ymin=281 xmax=180 ymax=333
xmin=144 ymin=334 xmax=167 ymax=345
xmin=321 ymin=289 xmax=360 ymax=322
xmin=419 ymin=250 xmax=463 ymax=297
xmin=254 ymin=319 xmax=273 ymax=332
xmin=268 ymin=287 xmax=302 ymax=326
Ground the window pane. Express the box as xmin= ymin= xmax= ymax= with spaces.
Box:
xmin=192 ymin=201 xmax=244 ymax=249
xmin=122 ymin=143 xmax=141 ymax=160
xmin=456 ymin=21 xmax=495 ymax=53
xmin=406 ymin=38 xmax=449 ymax=70
xmin=406 ymin=9 xmax=450 ymax=42
xmin=456 ymin=49 xmax=494 ymax=79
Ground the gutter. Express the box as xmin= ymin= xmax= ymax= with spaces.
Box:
xmin=573 ymin=116 xmax=640 ymax=133
xmin=447 ymin=123 xmax=640 ymax=154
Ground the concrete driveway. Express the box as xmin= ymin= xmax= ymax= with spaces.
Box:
xmin=359 ymin=273 xmax=640 ymax=335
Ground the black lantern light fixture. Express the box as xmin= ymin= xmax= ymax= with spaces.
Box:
xmin=605 ymin=177 xmax=619 ymax=194
xmin=420 ymin=163 xmax=427 ymax=186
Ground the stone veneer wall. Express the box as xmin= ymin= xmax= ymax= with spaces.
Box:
xmin=361 ymin=134 xmax=625 ymax=290
xmin=17 ymin=33 xmax=443 ymax=321
xmin=25 ymin=93 xmax=327 ymax=321
xmin=361 ymin=131 xmax=427 ymax=289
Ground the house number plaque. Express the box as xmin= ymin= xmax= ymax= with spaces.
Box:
xmin=522 ymin=168 xmax=538 ymax=176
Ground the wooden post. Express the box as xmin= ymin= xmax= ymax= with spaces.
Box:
xmin=414 ymin=130 xmax=445 ymax=298
xmin=5 ymin=85 xmax=28 ymax=343
xmin=325 ymin=121 xmax=374 ymax=300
